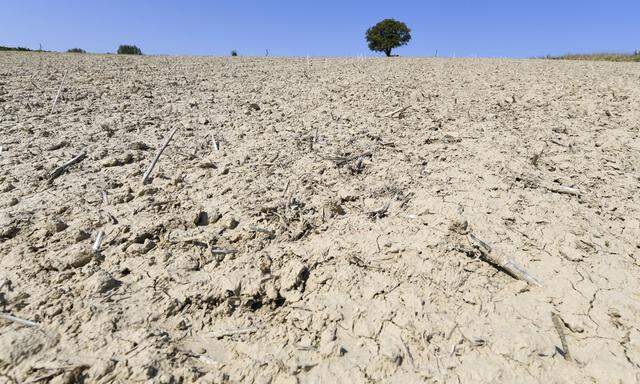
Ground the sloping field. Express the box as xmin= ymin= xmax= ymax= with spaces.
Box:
xmin=1 ymin=53 xmax=639 ymax=383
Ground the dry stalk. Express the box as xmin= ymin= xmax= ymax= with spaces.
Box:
xmin=142 ymin=126 xmax=179 ymax=184
xmin=551 ymin=312 xmax=572 ymax=361
xmin=466 ymin=233 xmax=542 ymax=287
xmin=48 ymin=152 xmax=87 ymax=182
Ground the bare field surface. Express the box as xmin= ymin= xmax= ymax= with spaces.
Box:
xmin=1 ymin=52 xmax=639 ymax=383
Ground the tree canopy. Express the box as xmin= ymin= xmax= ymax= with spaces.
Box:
xmin=365 ymin=19 xmax=412 ymax=57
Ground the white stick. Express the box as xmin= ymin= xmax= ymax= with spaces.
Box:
xmin=212 ymin=137 xmax=219 ymax=151
xmin=546 ymin=185 xmax=581 ymax=196
xmin=383 ymin=105 xmax=411 ymax=117
xmin=0 ymin=313 xmax=39 ymax=327
xmin=92 ymin=231 xmax=104 ymax=254
xmin=49 ymin=70 xmax=68 ymax=115
xmin=142 ymin=127 xmax=179 ymax=185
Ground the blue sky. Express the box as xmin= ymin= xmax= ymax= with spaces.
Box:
xmin=1 ymin=0 xmax=638 ymax=57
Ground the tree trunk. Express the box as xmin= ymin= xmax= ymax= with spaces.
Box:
xmin=384 ymin=49 xmax=392 ymax=57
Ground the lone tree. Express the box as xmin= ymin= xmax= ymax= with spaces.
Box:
xmin=117 ymin=45 xmax=142 ymax=55
xmin=366 ymin=19 xmax=411 ymax=57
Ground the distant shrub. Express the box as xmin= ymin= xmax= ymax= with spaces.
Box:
xmin=0 ymin=45 xmax=31 ymax=52
xmin=231 ymin=50 xmax=238 ymax=57
xmin=67 ymin=48 xmax=86 ymax=53
xmin=117 ymin=45 xmax=142 ymax=55
xmin=546 ymin=52 xmax=640 ymax=62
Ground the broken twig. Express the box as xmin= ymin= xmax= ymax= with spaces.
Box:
xmin=368 ymin=201 xmax=391 ymax=220
xmin=48 ymin=152 xmax=86 ymax=182
xmin=551 ymin=312 xmax=572 ymax=361
xmin=210 ymin=327 xmax=258 ymax=339
xmin=211 ymin=248 xmax=238 ymax=255
xmin=249 ymin=226 xmax=275 ymax=237
xmin=142 ymin=126 xmax=179 ymax=184
xmin=466 ymin=233 xmax=542 ymax=287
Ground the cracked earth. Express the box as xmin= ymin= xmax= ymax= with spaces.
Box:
xmin=1 ymin=53 xmax=639 ymax=383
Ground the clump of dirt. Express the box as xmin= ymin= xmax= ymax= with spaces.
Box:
xmin=0 ymin=52 xmax=639 ymax=383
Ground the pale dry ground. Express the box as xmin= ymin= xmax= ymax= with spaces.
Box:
xmin=0 ymin=52 xmax=639 ymax=383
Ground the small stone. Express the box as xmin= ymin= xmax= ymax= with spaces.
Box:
xmin=85 ymin=270 xmax=120 ymax=294
xmin=65 ymin=244 xmax=93 ymax=268
xmin=280 ymin=260 xmax=309 ymax=291
xmin=146 ymin=366 xmax=159 ymax=379
xmin=1 ymin=197 xmax=19 ymax=208
xmin=46 ymin=141 xmax=68 ymax=151
xmin=47 ymin=218 xmax=68 ymax=234
xmin=0 ymin=214 xmax=18 ymax=239
xmin=74 ymin=229 xmax=91 ymax=243
xmin=88 ymin=359 xmax=116 ymax=381
xmin=121 ymin=152 xmax=134 ymax=164
xmin=265 ymin=282 xmax=279 ymax=300
xmin=249 ymin=103 xmax=261 ymax=111
xmin=1 ymin=183 xmax=15 ymax=193
xmin=127 ymin=239 xmax=156 ymax=255
xmin=198 ymin=117 xmax=209 ymax=125
xmin=320 ymin=325 xmax=337 ymax=345
xmin=228 ymin=233 xmax=242 ymax=243
xmin=448 ymin=218 xmax=469 ymax=234
xmin=138 ymin=187 xmax=158 ymax=197
xmin=258 ymin=254 xmax=272 ymax=275
xmin=194 ymin=210 xmax=209 ymax=226
xmin=388 ymin=245 xmax=405 ymax=254
xmin=227 ymin=217 xmax=239 ymax=230
xmin=101 ymin=156 xmax=120 ymax=167
xmin=173 ymin=254 xmax=199 ymax=271
xmin=209 ymin=209 xmax=222 ymax=224
xmin=198 ymin=159 xmax=217 ymax=169
xmin=130 ymin=141 xmax=149 ymax=150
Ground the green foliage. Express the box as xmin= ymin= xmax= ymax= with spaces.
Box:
xmin=117 ymin=45 xmax=142 ymax=55
xmin=67 ymin=48 xmax=86 ymax=53
xmin=365 ymin=19 xmax=411 ymax=57
xmin=545 ymin=52 xmax=640 ymax=62
xmin=0 ymin=45 xmax=31 ymax=52
xmin=231 ymin=50 xmax=238 ymax=57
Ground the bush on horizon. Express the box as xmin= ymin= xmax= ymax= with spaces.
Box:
xmin=117 ymin=45 xmax=142 ymax=55
xmin=67 ymin=48 xmax=86 ymax=53
xmin=0 ymin=45 xmax=31 ymax=52
xmin=546 ymin=52 xmax=640 ymax=62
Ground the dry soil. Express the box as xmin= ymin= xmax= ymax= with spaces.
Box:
xmin=0 ymin=53 xmax=639 ymax=383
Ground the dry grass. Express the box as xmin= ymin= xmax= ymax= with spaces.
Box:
xmin=545 ymin=52 xmax=640 ymax=62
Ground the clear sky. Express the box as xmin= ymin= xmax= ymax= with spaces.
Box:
xmin=1 ymin=0 xmax=638 ymax=57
